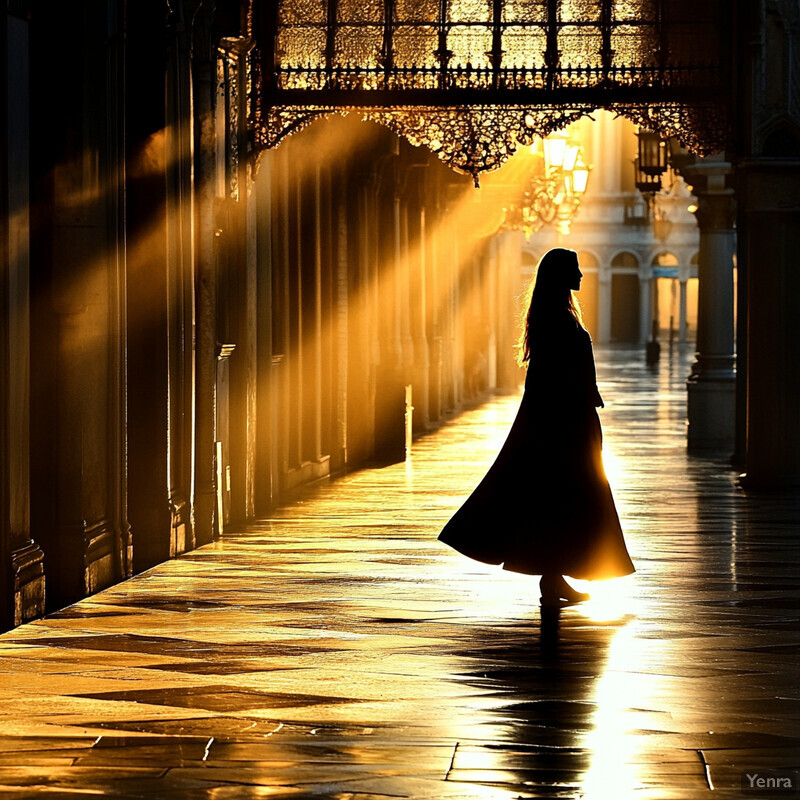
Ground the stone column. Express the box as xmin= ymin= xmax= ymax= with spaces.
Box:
xmin=165 ymin=18 xmax=196 ymax=553
xmin=425 ymin=171 xmax=444 ymax=424
xmin=306 ymin=162 xmax=327 ymax=477
xmin=0 ymin=7 xmax=45 ymax=629
xmin=598 ymin=264 xmax=612 ymax=345
xmin=495 ymin=230 xmax=523 ymax=392
xmin=681 ymin=159 xmax=736 ymax=452
xmin=254 ymin=152 xmax=276 ymax=515
xmin=30 ymin=1 xmax=127 ymax=608
xmin=411 ymin=210 xmax=431 ymax=432
xmin=373 ymin=140 xmax=407 ymax=464
xmin=190 ymin=3 xmax=218 ymax=544
xmin=678 ymin=279 xmax=688 ymax=343
xmin=737 ymin=159 xmax=800 ymax=486
xmin=638 ymin=273 xmax=651 ymax=345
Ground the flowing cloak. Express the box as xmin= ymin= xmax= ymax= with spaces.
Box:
xmin=438 ymin=311 xmax=634 ymax=580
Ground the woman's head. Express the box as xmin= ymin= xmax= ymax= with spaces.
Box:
xmin=532 ymin=247 xmax=582 ymax=298
xmin=518 ymin=247 xmax=584 ymax=365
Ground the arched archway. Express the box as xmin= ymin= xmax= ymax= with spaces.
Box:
xmin=610 ymin=251 xmax=640 ymax=343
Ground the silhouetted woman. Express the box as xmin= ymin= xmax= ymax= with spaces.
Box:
xmin=439 ymin=247 xmax=634 ymax=605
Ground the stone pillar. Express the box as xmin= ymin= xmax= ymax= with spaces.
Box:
xmin=495 ymin=230 xmax=523 ymax=392
xmin=254 ymin=153 xmax=275 ymax=515
xmin=190 ymin=3 xmax=219 ymax=544
xmin=681 ymin=159 xmax=736 ymax=452
xmin=738 ymin=159 xmax=800 ymax=486
xmin=331 ymin=164 xmax=350 ymax=472
xmin=374 ymin=154 xmax=408 ymax=464
xmin=638 ymin=274 xmax=651 ymax=345
xmin=425 ymin=172 xmax=444 ymax=424
xmin=732 ymin=0 xmax=800 ymax=486
xmin=306 ymin=162 xmax=327 ymax=476
xmin=30 ymin=1 xmax=127 ymax=608
xmin=678 ymin=279 xmax=688 ymax=343
xmin=165 ymin=18 xmax=196 ymax=553
xmin=127 ymin=4 xmax=199 ymax=572
xmin=411 ymin=209 xmax=431 ymax=432
xmin=0 ymin=7 xmax=45 ymax=629
xmin=216 ymin=39 xmax=265 ymax=524
xmin=598 ymin=265 xmax=612 ymax=345
xmin=341 ymin=165 xmax=371 ymax=466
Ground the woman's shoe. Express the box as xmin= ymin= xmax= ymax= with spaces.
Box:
xmin=539 ymin=575 xmax=590 ymax=605
xmin=539 ymin=591 xmax=569 ymax=607
xmin=559 ymin=582 xmax=590 ymax=603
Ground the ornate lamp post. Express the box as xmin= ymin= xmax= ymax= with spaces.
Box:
xmin=634 ymin=128 xmax=673 ymax=363
xmin=503 ymin=131 xmax=591 ymax=238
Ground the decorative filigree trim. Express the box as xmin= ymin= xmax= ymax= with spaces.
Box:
xmin=254 ymin=103 xmax=726 ymax=184
xmin=618 ymin=103 xmax=728 ymax=158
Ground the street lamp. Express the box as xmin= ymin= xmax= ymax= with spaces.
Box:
xmin=572 ymin=155 xmax=590 ymax=195
xmin=542 ymin=130 xmax=569 ymax=173
xmin=503 ymin=130 xmax=591 ymax=238
xmin=634 ymin=128 xmax=672 ymax=365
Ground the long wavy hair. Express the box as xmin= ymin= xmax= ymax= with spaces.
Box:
xmin=517 ymin=247 xmax=584 ymax=366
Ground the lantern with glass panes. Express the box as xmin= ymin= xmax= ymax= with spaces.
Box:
xmin=634 ymin=128 xmax=668 ymax=197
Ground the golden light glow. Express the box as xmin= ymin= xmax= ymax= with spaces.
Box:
xmin=276 ymin=0 xmax=672 ymax=85
xmin=572 ymin=156 xmax=590 ymax=194
xmin=580 ymin=618 xmax=648 ymax=799
xmin=264 ymin=0 xmax=728 ymax=179
xmin=481 ymin=126 xmax=592 ymax=237
xmin=543 ymin=131 xmax=569 ymax=171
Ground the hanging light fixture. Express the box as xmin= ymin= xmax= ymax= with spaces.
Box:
xmin=633 ymin=128 xmax=688 ymax=242
xmin=638 ymin=129 xmax=668 ymax=175
xmin=635 ymin=128 xmax=668 ymax=196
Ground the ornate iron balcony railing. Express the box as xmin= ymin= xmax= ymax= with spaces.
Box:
xmin=248 ymin=0 xmax=730 ymax=180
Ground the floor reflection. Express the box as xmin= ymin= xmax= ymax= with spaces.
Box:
xmin=447 ymin=606 xmax=634 ymax=795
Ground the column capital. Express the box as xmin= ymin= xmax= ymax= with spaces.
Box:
xmin=692 ymin=191 xmax=737 ymax=233
xmin=677 ymin=156 xmax=735 ymax=207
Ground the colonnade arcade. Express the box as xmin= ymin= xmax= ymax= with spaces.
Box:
xmin=0 ymin=0 xmax=797 ymax=632
xmin=255 ymin=0 xmax=796 ymax=471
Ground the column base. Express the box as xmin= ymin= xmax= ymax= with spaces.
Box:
xmin=12 ymin=542 xmax=46 ymax=627
xmin=194 ymin=488 xmax=217 ymax=545
xmin=84 ymin=519 xmax=122 ymax=595
xmin=687 ymin=376 xmax=735 ymax=453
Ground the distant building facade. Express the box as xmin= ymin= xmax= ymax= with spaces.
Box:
xmin=521 ymin=112 xmax=702 ymax=347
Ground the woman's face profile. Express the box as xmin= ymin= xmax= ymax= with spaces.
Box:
xmin=569 ymin=256 xmax=583 ymax=292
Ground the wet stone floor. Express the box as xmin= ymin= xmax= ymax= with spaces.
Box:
xmin=1 ymin=346 xmax=799 ymax=799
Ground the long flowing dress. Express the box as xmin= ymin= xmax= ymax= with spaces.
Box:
xmin=439 ymin=310 xmax=634 ymax=580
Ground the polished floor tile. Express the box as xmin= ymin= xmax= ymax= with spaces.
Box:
xmin=0 ymin=345 xmax=798 ymax=799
